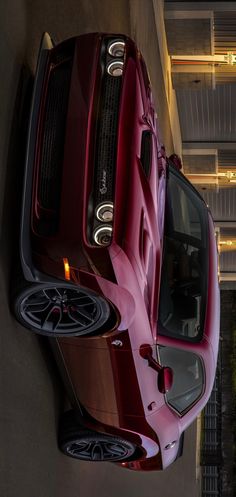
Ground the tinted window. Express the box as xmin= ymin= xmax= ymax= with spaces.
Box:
xmin=159 ymin=346 xmax=204 ymax=414
xmin=158 ymin=167 xmax=208 ymax=341
xmin=168 ymin=173 xmax=202 ymax=240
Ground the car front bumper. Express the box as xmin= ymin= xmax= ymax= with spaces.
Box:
xmin=20 ymin=32 xmax=139 ymax=283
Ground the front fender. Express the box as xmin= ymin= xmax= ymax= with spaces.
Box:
xmin=77 ymin=265 xmax=136 ymax=331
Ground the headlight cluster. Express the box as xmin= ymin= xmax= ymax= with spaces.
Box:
xmin=93 ymin=224 xmax=113 ymax=246
xmin=96 ymin=202 xmax=114 ymax=222
xmin=106 ymin=39 xmax=125 ymax=77
xmin=93 ymin=202 xmax=114 ymax=246
xmin=91 ymin=38 xmax=125 ymax=247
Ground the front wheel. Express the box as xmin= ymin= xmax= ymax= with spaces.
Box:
xmin=59 ymin=410 xmax=137 ymax=462
xmin=13 ymin=282 xmax=111 ymax=337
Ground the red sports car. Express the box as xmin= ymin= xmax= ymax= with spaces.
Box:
xmin=13 ymin=32 xmax=220 ymax=470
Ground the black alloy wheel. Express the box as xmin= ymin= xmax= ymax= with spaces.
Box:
xmin=61 ymin=433 xmax=136 ymax=462
xmin=59 ymin=410 xmax=137 ymax=462
xmin=13 ymin=282 xmax=110 ymax=337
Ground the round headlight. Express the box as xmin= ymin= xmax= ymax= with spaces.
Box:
xmin=108 ymin=40 xmax=125 ymax=58
xmin=96 ymin=202 xmax=114 ymax=222
xmin=93 ymin=225 xmax=113 ymax=246
xmin=107 ymin=60 xmax=124 ymax=77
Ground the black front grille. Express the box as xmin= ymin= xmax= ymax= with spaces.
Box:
xmin=39 ymin=59 xmax=72 ymax=213
xmin=87 ymin=38 xmax=125 ymax=245
xmin=93 ymin=73 xmax=121 ymax=206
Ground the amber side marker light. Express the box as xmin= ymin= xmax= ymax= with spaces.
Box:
xmin=63 ymin=258 xmax=71 ymax=280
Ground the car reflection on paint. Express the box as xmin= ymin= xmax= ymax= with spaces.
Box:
xmin=12 ymin=32 xmax=220 ymax=470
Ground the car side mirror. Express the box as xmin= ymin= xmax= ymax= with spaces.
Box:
xmin=157 ymin=366 xmax=173 ymax=394
xmin=140 ymin=344 xmax=173 ymax=394
xmin=168 ymin=153 xmax=182 ymax=171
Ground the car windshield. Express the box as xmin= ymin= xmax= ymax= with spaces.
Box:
xmin=158 ymin=346 xmax=204 ymax=414
xmin=158 ymin=166 xmax=208 ymax=341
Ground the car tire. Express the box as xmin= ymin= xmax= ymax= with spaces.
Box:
xmin=59 ymin=410 xmax=137 ymax=462
xmin=13 ymin=281 xmax=111 ymax=337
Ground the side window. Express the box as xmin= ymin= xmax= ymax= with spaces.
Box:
xmin=158 ymin=168 xmax=208 ymax=341
xmin=159 ymin=346 xmax=204 ymax=414
xmin=168 ymin=173 xmax=202 ymax=240
xmin=140 ymin=131 xmax=152 ymax=178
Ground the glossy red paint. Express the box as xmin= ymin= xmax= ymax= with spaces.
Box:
xmin=15 ymin=32 xmax=220 ymax=470
xmin=159 ymin=368 xmax=174 ymax=394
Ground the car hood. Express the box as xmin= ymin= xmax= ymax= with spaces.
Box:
xmin=112 ymin=60 xmax=167 ymax=329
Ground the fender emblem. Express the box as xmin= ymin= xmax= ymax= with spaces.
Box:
xmin=111 ymin=339 xmax=123 ymax=348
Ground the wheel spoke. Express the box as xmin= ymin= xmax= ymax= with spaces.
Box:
xmin=69 ymin=295 xmax=95 ymax=305
xmin=91 ymin=443 xmax=104 ymax=461
xmin=51 ymin=306 xmax=63 ymax=330
xmin=105 ymin=443 xmax=126 ymax=456
xmin=69 ymin=295 xmax=88 ymax=301
xmin=24 ymin=300 xmax=50 ymax=313
xmin=54 ymin=287 xmax=65 ymax=298
xmin=42 ymin=289 xmax=54 ymax=300
xmin=40 ymin=303 xmax=62 ymax=330
xmin=70 ymin=306 xmax=95 ymax=323
xmin=70 ymin=442 xmax=88 ymax=455
xmin=67 ymin=308 xmax=86 ymax=326
xmin=72 ymin=300 xmax=96 ymax=308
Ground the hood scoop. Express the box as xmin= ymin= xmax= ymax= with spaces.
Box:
xmin=140 ymin=131 xmax=152 ymax=178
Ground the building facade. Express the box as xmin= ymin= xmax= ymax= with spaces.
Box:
xmin=164 ymin=3 xmax=236 ymax=496
xmin=165 ymin=1 xmax=236 ymax=289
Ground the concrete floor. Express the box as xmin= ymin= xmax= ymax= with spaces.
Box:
xmin=0 ymin=1 xmax=198 ymax=496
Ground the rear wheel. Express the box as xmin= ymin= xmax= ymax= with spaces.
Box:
xmin=59 ymin=410 xmax=137 ymax=462
xmin=13 ymin=282 xmax=111 ymax=337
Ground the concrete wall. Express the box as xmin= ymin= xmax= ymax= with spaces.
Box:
xmin=165 ymin=18 xmax=212 ymax=55
xmin=171 ymin=69 xmax=214 ymax=90
xmin=183 ymin=153 xmax=216 ymax=174
xmin=164 ymin=11 xmax=214 ymax=89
